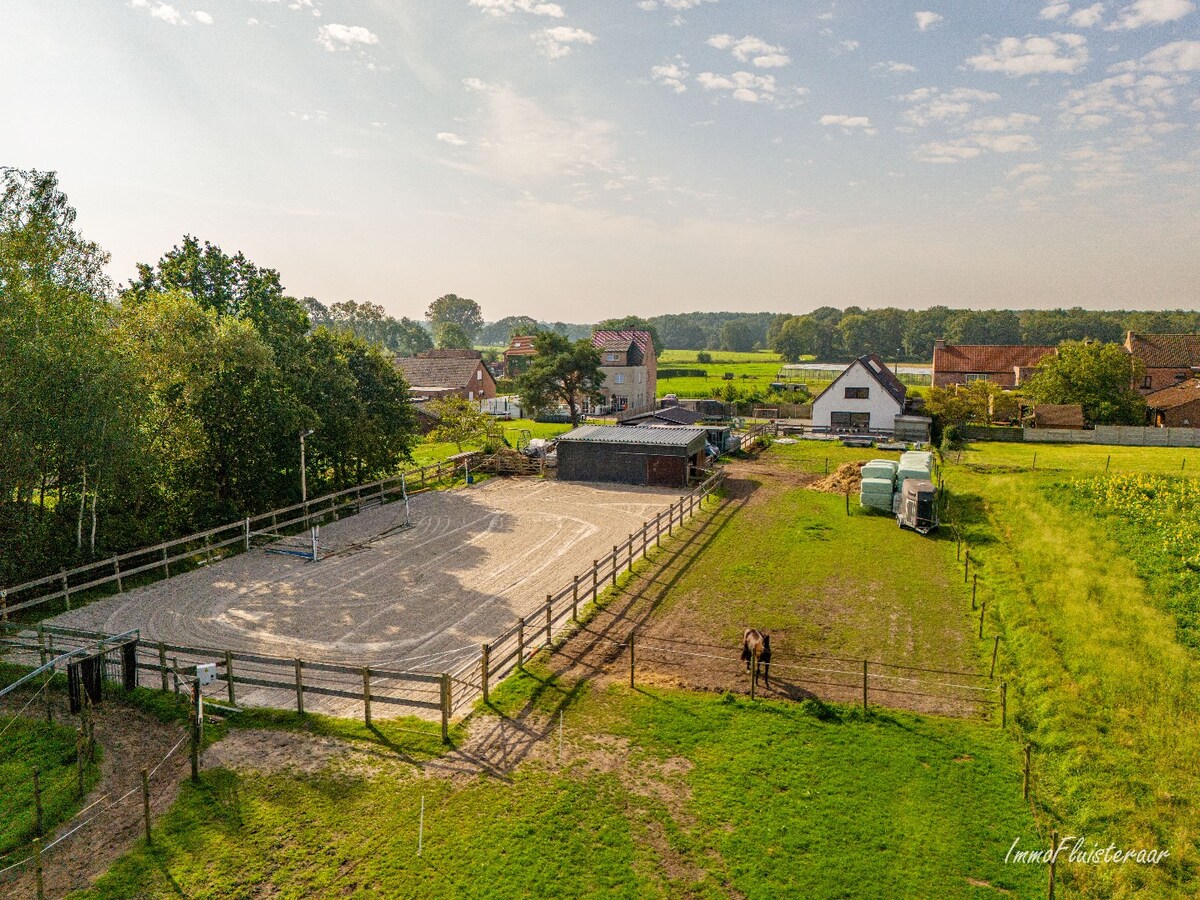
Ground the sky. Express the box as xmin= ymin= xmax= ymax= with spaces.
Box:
xmin=3 ymin=1 xmax=1199 ymax=322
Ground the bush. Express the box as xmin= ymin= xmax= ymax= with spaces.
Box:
xmin=940 ymin=424 xmax=964 ymax=452
xmin=697 ymin=351 xmax=712 ymax=364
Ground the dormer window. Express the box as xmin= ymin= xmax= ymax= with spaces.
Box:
xmin=607 ymin=353 xmax=618 ymax=362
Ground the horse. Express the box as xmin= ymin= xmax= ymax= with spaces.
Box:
xmin=741 ymin=628 xmax=772 ymax=686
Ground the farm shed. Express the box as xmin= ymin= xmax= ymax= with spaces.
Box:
xmin=556 ymin=425 xmax=707 ymax=488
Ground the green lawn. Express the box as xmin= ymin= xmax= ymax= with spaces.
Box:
xmin=943 ymin=441 xmax=1200 ymax=898
xmin=410 ymin=418 xmax=573 ymax=467
xmin=74 ymin=686 xmax=1042 ymax=900
xmin=1 ymin=713 xmax=102 ymax=859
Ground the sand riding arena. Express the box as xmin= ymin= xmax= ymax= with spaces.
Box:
xmin=39 ymin=477 xmax=685 ymax=716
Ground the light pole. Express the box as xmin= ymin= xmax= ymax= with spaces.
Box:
xmin=299 ymin=429 xmax=314 ymax=504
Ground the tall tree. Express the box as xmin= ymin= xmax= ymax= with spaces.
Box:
xmin=426 ymin=293 xmax=483 ymax=344
xmin=434 ymin=322 xmax=473 ymax=349
xmin=479 ymin=315 xmax=540 ymax=345
xmin=1024 ymin=341 xmax=1146 ymax=425
xmin=516 ymin=332 xmax=605 ymax=427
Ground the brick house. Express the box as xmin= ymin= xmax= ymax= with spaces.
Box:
xmin=1146 ymin=381 xmax=1200 ymax=427
xmin=393 ymin=349 xmax=497 ymax=402
xmin=589 ymin=330 xmax=657 ymax=413
xmin=931 ymin=340 xmax=1057 ymax=388
xmin=1124 ymin=332 xmax=1200 ymax=395
xmin=503 ymin=335 xmax=538 ymax=378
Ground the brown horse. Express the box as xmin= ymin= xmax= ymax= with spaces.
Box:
xmin=741 ymin=628 xmax=772 ymax=686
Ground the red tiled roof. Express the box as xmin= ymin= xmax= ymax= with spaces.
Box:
xmin=505 ymin=335 xmax=538 ymax=356
xmin=592 ymin=330 xmax=651 ymax=356
xmin=1145 ymin=380 xmax=1200 ymax=409
xmin=1125 ymin=333 xmax=1200 ymax=369
xmin=932 ymin=344 xmax=1056 ymax=375
xmin=394 ymin=356 xmax=491 ymax=392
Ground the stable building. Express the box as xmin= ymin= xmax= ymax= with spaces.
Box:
xmin=394 ymin=349 xmax=497 ymax=402
xmin=555 ymin=425 xmax=707 ymax=488
xmin=1146 ymin=381 xmax=1200 ymax=427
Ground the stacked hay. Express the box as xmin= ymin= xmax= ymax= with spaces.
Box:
xmin=812 ymin=461 xmax=864 ymax=494
xmin=898 ymin=451 xmax=934 ymax=484
xmin=860 ymin=458 xmax=899 ymax=511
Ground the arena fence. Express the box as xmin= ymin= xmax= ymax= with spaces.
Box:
xmin=0 ymin=454 xmax=486 ymax=622
xmin=1 ymin=469 xmax=728 ymax=741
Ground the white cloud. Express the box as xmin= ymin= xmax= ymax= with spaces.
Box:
xmin=129 ymin=1 xmax=185 ymax=25
xmin=915 ymin=140 xmax=983 ymax=163
xmin=651 ymin=60 xmax=689 ymax=93
xmin=820 ymin=114 xmax=877 ymax=135
xmin=534 ymin=26 xmax=597 ymax=59
xmin=872 ymin=60 xmax=917 ymax=75
xmin=1106 ymin=0 xmax=1194 ymax=29
xmin=1007 ymin=162 xmax=1046 ymax=177
xmin=247 ymin=16 xmax=259 ymax=25
xmin=1060 ymin=71 xmax=1184 ymax=126
xmin=974 ymin=133 xmax=1040 ymax=152
xmin=965 ymin=112 xmax=1042 ymax=131
xmin=639 ymin=0 xmax=718 ymax=8
xmin=436 ymin=132 xmax=468 ymax=146
xmin=1069 ymin=3 xmax=1106 ymax=26
xmin=448 ymin=81 xmax=618 ymax=183
xmin=914 ymin=11 xmax=943 ymax=31
xmin=1125 ymin=40 xmax=1200 ymax=71
xmin=707 ymin=34 xmax=791 ymax=68
xmin=696 ymin=71 xmax=777 ymax=102
xmin=192 ymin=10 xmax=212 ymax=24
xmin=1040 ymin=2 xmax=1071 ymax=18
xmin=900 ymin=86 xmax=1001 ymax=126
xmin=838 ymin=40 xmax=860 ymax=52
xmin=316 ymin=23 xmax=378 ymax=51
xmin=967 ymin=33 xmax=1089 ymax=76
xmin=469 ymin=0 xmax=564 ymax=17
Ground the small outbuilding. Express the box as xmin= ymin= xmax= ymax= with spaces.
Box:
xmin=555 ymin=425 xmax=707 ymax=488
xmin=1146 ymin=381 xmax=1200 ymax=427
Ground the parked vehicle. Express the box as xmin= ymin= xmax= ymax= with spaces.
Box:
xmin=897 ymin=478 xmax=939 ymax=534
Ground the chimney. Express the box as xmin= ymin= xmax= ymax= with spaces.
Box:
xmin=934 ymin=339 xmax=946 ymax=352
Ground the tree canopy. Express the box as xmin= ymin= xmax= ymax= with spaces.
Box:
xmin=1024 ymin=341 xmax=1147 ymax=426
xmin=515 ymin=332 xmax=605 ymax=427
xmin=426 ymin=293 xmax=483 ymax=344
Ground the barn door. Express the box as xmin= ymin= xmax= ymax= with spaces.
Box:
xmin=646 ymin=455 xmax=685 ymax=487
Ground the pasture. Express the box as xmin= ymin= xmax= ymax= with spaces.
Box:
xmin=44 ymin=478 xmax=681 ymax=714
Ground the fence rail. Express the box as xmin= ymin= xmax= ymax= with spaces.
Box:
xmin=1 ymin=467 xmax=728 ymax=735
xmin=0 ymin=454 xmax=485 ymax=621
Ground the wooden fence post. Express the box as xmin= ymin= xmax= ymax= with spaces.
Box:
xmin=1 ymin=590 xmax=6 ymax=623
xmin=294 ymin=658 xmax=304 ymax=714
xmin=113 ymin=556 xmax=123 ymax=592
xmin=244 ymin=517 xmax=251 ymax=551
xmin=592 ymin=560 xmax=599 ymax=601
xmin=862 ymin=660 xmax=868 ymax=712
xmin=656 ymin=511 xmax=662 ymax=548
xmin=990 ymin=636 xmax=999 ymax=678
xmin=517 ymin=617 xmax=526 ymax=667
xmin=669 ymin=502 xmax=674 ymax=537
xmin=627 ymin=533 xmax=633 ymax=572
xmin=189 ymin=683 xmax=200 ymax=783
xmin=155 ymin=642 xmax=168 ymax=692
xmin=964 ymin=550 xmax=969 ymax=583
xmin=845 ymin=487 xmax=850 ymax=516
xmin=62 ymin=571 xmax=71 ymax=610
xmin=362 ymin=667 xmax=372 ymax=726
xmin=142 ymin=767 xmax=152 ymax=845
xmin=225 ymin=651 xmax=235 ymax=705
xmin=32 ymin=766 xmax=43 ymax=837
xmin=545 ymin=596 xmax=553 ymax=646
xmin=972 ymin=574 xmax=978 ymax=610
xmin=33 ymin=837 xmax=44 ymax=900
xmin=440 ymin=674 xmax=450 ymax=744
xmin=641 ymin=522 xmax=648 ymax=558
xmin=162 ymin=548 xmax=170 ymax=577
xmin=1023 ymin=744 xmax=1031 ymax=801
xmin=611 ymin=545 xmax=618 ymax=586
xmin=572 ymin=575 xmax=579 ymax=621
xmin=629 ymin=631 xmax=635 ymax=689
xmin=481 ymin=645 xmax=490 ymax=704
xmin=1105 ymin=454 xmax=1111 ymax=473
xmin=979 ymin=601 xmax=986 ymax=639
xmin=1001 ymin=681 xmax=1007 ymax=728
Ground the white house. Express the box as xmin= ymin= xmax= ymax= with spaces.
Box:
xmin=812 ymin=354 xmax=907 ymax=433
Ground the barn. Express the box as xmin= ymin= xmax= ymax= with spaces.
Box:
xmin=555 ymin=425 xmax=708 ymax=488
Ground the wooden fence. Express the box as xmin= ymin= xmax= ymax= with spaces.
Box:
xmin=1 ymin=468 xmax=727 ymax=738
xmin=0 ymin=454 xmax=485 ymax=622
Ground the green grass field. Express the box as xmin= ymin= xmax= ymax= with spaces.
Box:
xmin=410 ymin=418 xmax=572 ymax=467
xmin=1 ymin=713 xmax=102 ymax=859
xmin=74 ymin=687 xmax=1042 ymax=900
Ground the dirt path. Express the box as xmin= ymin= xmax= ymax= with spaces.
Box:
xmin=2 ymin=693 xmax=190 ymax=899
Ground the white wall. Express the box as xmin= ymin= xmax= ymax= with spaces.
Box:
xmin=812 ymin=360 xmax=903 ymax=430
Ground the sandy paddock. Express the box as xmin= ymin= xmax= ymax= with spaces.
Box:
xmin=48 ymin=478 xmax=682 ymax=706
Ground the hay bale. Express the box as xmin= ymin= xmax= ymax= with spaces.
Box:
xmin=811 ymin=461 xmax=864 ymax=494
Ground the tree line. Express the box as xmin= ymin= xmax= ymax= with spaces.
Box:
xmin=0 ymin=169 xmax=418 ymax=587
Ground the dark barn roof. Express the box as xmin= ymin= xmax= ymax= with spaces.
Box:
xmin=394 ymin=355 xmax=488 ymax=392
xmin=557 ymin=425 xmax=707 ymax=448
xmin=1126 ymin=333 xmax=1200 ymax=369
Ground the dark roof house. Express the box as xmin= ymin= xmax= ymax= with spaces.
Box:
xmin=1146 ymin=380 xmax=1200 ymax=427
xmin=1125 ymin=332 xmax=1200 ymax=394
xmin=394 ymin=349 xmax=497 ymax=401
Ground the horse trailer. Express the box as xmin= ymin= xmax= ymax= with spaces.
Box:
xmin=896 ymin=478 xmax=939 ymax=535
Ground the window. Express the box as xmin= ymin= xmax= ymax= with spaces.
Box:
xmin=844 ymin=387 xmax=869 ymax=399
xmin=1143 ymin=376 xmax=1153 ymax=389
xmin=830 ymin=412 xmax=871 ymax=430
xmin=964 ymin=373 xmax=990 ymax=382
xmin=476 ymin=369 xmax=482 ymax=381
xmin=607 ymin=353 xmax=618 ymax=362
xmin=614 ymin=373 xmax=625 ymax=385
